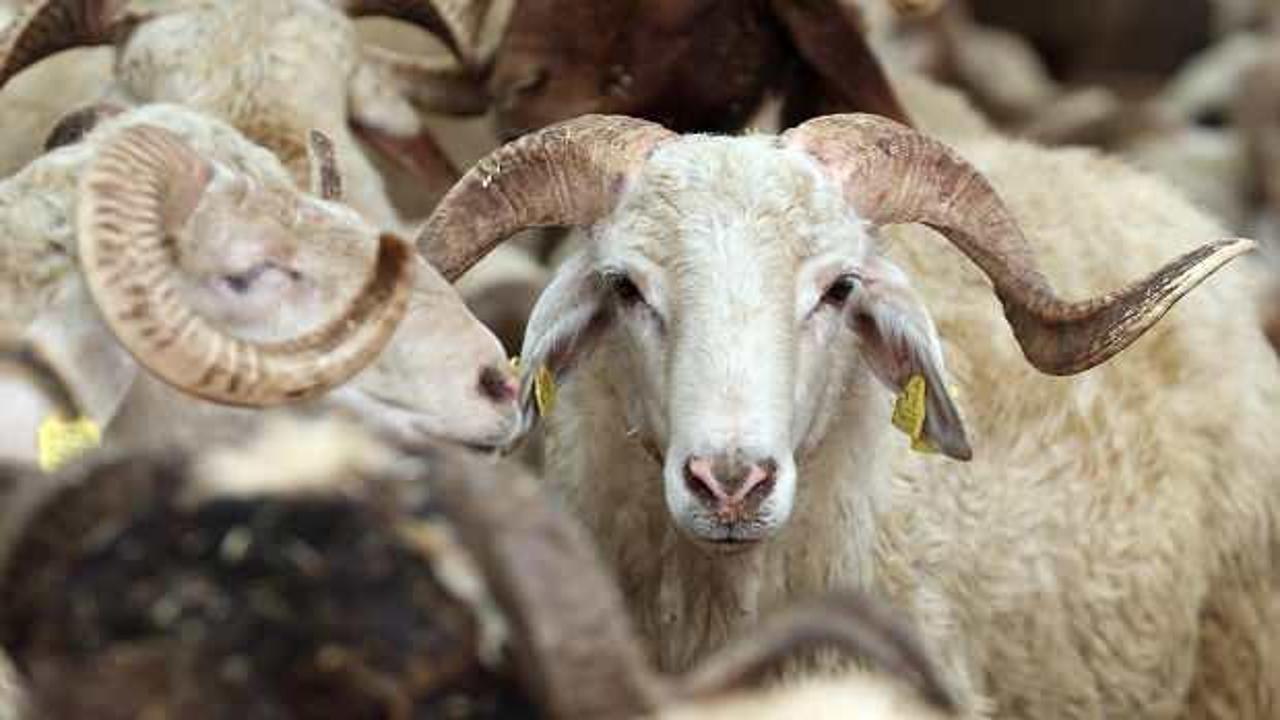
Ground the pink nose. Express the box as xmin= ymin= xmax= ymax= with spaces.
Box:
xmin=684 ymin=452 xmax=778 ymax=522
xmin=477 ymin=364 xmax=519 ymax=404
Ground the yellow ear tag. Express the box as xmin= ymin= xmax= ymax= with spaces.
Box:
xmin=37 ymin=415 xmax=101 ymax=472
xmin=891 ymin=374 xmax=937 ymax=455
xmin=534 ymin=364 xmax=557 ymax=416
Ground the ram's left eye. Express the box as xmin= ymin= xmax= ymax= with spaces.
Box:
xmin=822 ymin=275 xmax=857 ymax=306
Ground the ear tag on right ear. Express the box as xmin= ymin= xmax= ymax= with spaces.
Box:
xmin=534 ymin=365 xmax=557 ymax=417
xmin=37 ymin=414 xmax=101 ymax=472
xmin=891 ymin=374 xmax=937 ymax=454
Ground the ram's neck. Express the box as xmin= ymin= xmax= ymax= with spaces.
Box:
xmin=545 ymin=351 xmax=896 ymax=674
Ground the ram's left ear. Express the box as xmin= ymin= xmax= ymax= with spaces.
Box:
xmin=515 ymin=251 xmax=615 ymax=430
xmin=847 ymin=254 xmax=971 ymax=461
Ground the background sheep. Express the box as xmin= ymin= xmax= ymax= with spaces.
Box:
xmin=412 ymin=110 xmax=1275 ymax=717
xmin=0 ymin=415 xmax=956 ymax=719
xmin=0 ymin=103 xmax=520 ymax=466
xmin=0 ymin=0 xmax=550 ymax=356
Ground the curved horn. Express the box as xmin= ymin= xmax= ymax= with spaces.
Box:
xmin=76 ymin=124 xmax=415 ymax=407
xmin=416 ymin=114 xmax=676 ymax=281
xmin=426 ymin=447 xmax=663 ymax=719
xmin=675 ymin=591 xmax=956 ymax=713
xmin=784 ymin=114 xmax=1255 ymax=375
xmin=335 ymin=0 xmax=492 ymax=66
xmin=0 ymin=0 xmax=147 ymax=90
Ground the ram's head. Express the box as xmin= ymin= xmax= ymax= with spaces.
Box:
xmin=10 ymin=109 xmax=520 ymax=457
xmin=417 ymin=113 xmax=1252 ymax=548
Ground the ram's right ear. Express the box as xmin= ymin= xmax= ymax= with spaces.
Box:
xmin=515 ymin=251 xmax=615 ymax=429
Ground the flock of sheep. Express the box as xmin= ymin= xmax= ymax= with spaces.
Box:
xmin=0 ymin=0 xmax=1278 ymax=718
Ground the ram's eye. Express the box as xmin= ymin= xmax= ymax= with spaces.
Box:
xmin=219 ymin=263 xmax=297 ymax=295
xmin=822 ymin=275 xmax=857 ymax=306
xmin=607 ymin=273 xmax=645 ymax=305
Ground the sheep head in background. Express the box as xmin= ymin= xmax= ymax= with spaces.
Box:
xmin=1 ymin=104 xmax=519 ymax=462
xmin=0 ymin=417 xmax=955 ymax=719
xmin=417 ymin=113 xmax=1252 ymax=548
xmin=484 ymin=0 xmax=923 ymax=140
xmin=0 ymin=0 xmax=493 ymax=225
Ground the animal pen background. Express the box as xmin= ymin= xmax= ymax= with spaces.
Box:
xmin=0 ymin=1 xmax=1278 ymax=719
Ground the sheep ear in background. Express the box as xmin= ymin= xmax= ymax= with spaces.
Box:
xmin=770 ymin=0 xmax=913 ymax=126
xmin=0 ymin=283 xmax=138 ymax=466
xmin=847 ymin=254 xmax=971 ymax=461
xmin=306 ymin=129 xmax=343 ymax=202
xmin=514 ymin=251 xmax=615 ymax=429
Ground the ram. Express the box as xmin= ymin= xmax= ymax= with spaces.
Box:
xmin=0 ymin=416 xmax=954 ymax=719
xmin=412 ymin=112 xmax=1278 ymax=717
xmin=0 ymin=0 xmax=548 ymax=353
xmin=0 ymin=103 xmax=520 ymax=466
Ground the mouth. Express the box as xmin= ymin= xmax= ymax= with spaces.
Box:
xmin=699 ymin=536 xmax=764 ymax=555
xmin=330 ymin=390 xmax=519 ymax=451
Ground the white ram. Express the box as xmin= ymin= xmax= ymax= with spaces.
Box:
xmin=0 ymin=103 xmax=519 ymax=464
xmin=411 ymin=110 xmax=1277 ymax=717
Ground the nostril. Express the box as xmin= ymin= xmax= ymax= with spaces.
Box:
xmin=684 ymin=456 xmax=725 ymax=505
xmin=733 ymin=458 xmax=778 ymax=504
xmin=477 ymin=365 xmax=518 ymax=404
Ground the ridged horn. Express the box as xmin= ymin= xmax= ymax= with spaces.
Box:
xmin=784 ymin=114 xmax=1254 ymax=375
xmin=416 ymin=114 xmax=675 ymax=281
xmin=76 ymin=124 xmax=415 ymax=406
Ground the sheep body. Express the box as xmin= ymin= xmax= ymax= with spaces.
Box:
xmin=537 ymin=104 xmax=1280 ymax=716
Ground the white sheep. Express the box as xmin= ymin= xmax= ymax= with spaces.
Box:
xmin=411 ymin=101 xmax=1277 ymax=717
xmin=0 ymin=103 xmax=520 ymax=466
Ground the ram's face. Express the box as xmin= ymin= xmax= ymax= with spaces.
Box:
xmin=20 ymin=119 xmax=520 ymax=457
xmin=521 ymin=136 xmax=961 ymax=551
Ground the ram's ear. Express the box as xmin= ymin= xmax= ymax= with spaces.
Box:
xmin=848 ymin=255 xmax=970 ymax=461
xmin=515 ymin=251 xmax=615 ymax=429
xmin=24 ymin=281 xmax=139 ymax=425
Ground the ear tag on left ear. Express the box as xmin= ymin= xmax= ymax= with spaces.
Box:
xmin=534 ymin=365 xmax=557 ymax=417
xmin=37 ymin=415 xmax=101 ymax=472
xmin=891 ymin=374 xmax=937 ymax=455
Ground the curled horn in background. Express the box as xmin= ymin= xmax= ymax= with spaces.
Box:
xmin=0 ymin=0 xmax=149 ymax=88
xmin=76 ymin=125 xmax=415 ymax=407
xmin=334 ymin=0 xmax=494 ymax=67
xmin=0 ymin=0 xmax=492 ymax=92
xmin=781 ymin=114 xmax=1254 ymax=375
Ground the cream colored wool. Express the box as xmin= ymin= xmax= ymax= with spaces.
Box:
xmin=537 ymin=82 xmax=1280 ymax=718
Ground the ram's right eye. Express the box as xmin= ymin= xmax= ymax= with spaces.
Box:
xmin=606 ymin=273 xmax=645 ymax=306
